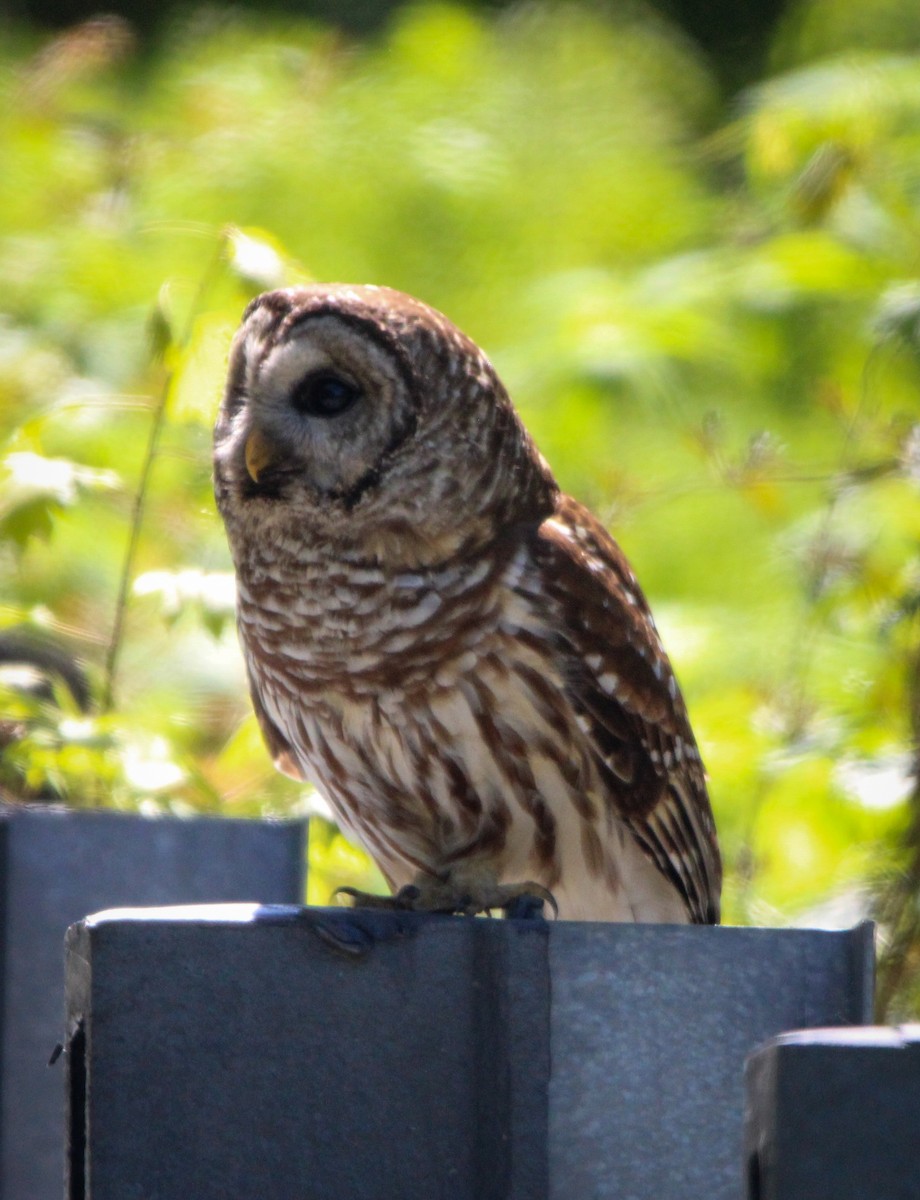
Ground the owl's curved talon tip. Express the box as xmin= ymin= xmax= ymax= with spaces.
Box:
xmin=334 ymin=886 xmax=389 ymax=909
xmin=334 ymin=885 xmax=421 ymax=912
xmin=503 ymin=884 xmax=559 ymax=920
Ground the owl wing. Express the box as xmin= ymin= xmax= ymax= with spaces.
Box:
xmin=526 ymin=494 xmax=721 ymax=923
xmin=248 ymin=679 xmax=307 ymax=782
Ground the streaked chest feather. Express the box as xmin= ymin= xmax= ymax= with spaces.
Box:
xmin=236 ymin=544 xmax=592 ymax=862
xmin=237 ymin=543 xmax=531 ymax=696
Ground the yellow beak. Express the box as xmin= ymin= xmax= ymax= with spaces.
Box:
xmin=244 ymin=429 xmax=275 ymax=483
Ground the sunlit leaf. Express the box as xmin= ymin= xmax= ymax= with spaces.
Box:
xmin=0 ymin=451 xmax=120 ymax=546
xmin=224 ymin=226 xmax=289 ymax=292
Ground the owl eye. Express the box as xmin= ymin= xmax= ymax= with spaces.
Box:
xmin=290 ymin=370 xmax=362 ymax=418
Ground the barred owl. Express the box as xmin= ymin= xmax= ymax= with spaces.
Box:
xmin=214 ymin=284 xmax=721 ymax=923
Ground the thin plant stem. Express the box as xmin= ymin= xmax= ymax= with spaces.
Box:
xmin=100 ymin=371 xmax=170 ymax=711
xmin=101 ymin=235 xmax=227 ymax=711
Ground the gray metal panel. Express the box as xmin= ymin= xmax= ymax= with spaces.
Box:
xmin=67 ymin=908 xmax=548 ymax=1200
xmin=547 ymin=922 xmax=874 ymax=1200
xmin=0 ymin=807 xmax=306 ymax=1200
xmin=744 ymin=1027 xmax=920 ymax=1200
xmin=65 ymin=908 xmax=873 ymax=1200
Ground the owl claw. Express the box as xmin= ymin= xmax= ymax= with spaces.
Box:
xmin=502 ymin=891 xmax=553 ymax=920
xmin=476 ymin=881 xmax=559 ymax=921
xmin=335 ymin=880 xmax=557 ymax=920
xmin=333 ymin=886 xmax=413 ymax=911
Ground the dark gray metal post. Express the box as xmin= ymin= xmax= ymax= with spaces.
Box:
xmin=547 ymin=921 xmax=873 ymax=1200
xmin=65 ymin=907 xmax=873 ymax=1200
xmin=0 ymin=806 xmax=306 ymax=1200
xmin=744 ymin=1025 xmax=920 ymax=1200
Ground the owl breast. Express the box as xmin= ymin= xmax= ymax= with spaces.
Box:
xmin=236 ymin=536 xmax=687 ymax=922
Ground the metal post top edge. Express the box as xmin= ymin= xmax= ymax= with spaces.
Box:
xmin=73 ymin=905 xmax=874 ymax=937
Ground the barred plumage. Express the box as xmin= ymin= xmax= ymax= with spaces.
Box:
xmin=214 ymin=284 xmax=721 ymax=922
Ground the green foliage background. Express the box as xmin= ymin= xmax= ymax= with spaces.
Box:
xmin=3 ymin=0 xmax=920 ymax=1013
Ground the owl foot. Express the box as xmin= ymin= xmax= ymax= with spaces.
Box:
xmin=336 ymin=878 xmax=557 ymax=919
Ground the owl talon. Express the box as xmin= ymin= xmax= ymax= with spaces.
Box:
xmin=491 ymin=882 xmax=559 ymax=921
xmin=335 ymin=880 xmax=557 ymax=919
xmin=503 ymin=892 xmax=550 ymax=920
xmin=334 ymin=886 xmax=407 ymax=910
xmin=454 ymin=879 xmax=558 ymax=920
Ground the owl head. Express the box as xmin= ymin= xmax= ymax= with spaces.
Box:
xmin=213 ymin=284 xmax=557 ymax=566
